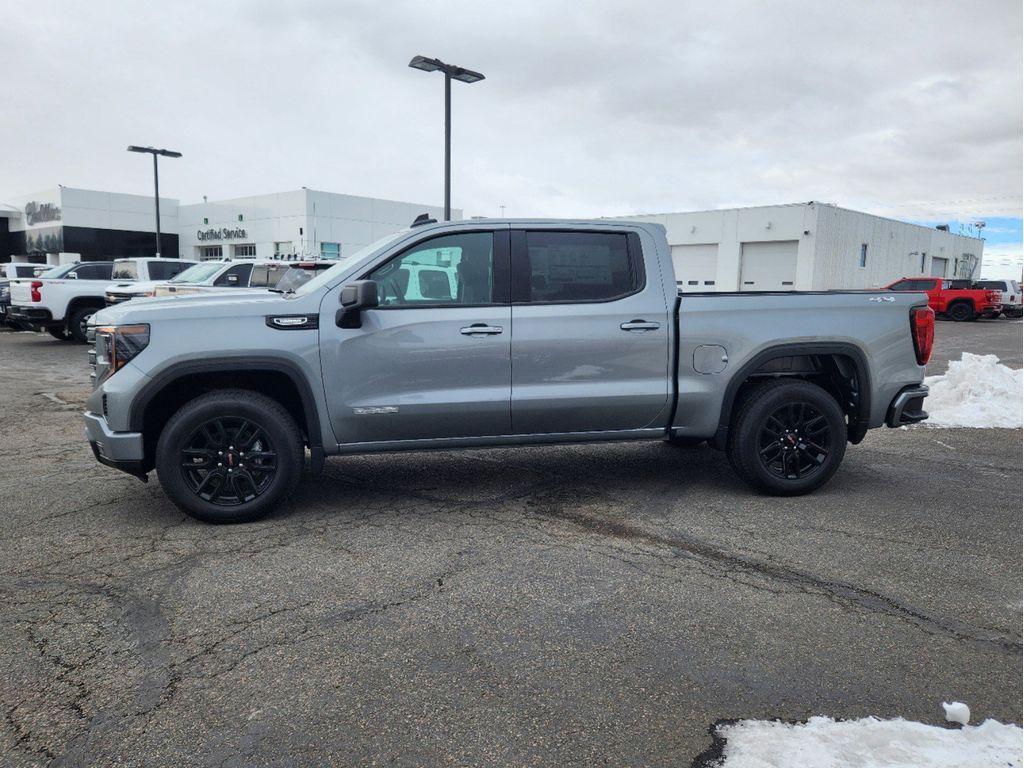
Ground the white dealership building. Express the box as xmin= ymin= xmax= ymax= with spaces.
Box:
xmin=0 ymin=187 xmax=455 ymax=265
xmin=621 ymin=201 xmax=984 ymax=292
xmin=2 ymin=190 xmax=981 ymax=292
xmin=179 ymin=189 xmax=457 ymax=261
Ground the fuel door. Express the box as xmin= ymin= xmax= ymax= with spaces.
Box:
xmin=693 ymin=344 xmax=728 ymax=375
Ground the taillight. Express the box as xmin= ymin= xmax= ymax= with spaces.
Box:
xmin=30 ymin=281 xmax=42 ymax=302
xmin=910 ymin=307 xmax=934 ymax=366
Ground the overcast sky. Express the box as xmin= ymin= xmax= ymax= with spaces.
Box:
xmin=3 ymin=0 xmax=1021 ymax=271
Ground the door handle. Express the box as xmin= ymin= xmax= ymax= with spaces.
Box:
xmin=460 ymin=324 xmax=503 ymax=336
xmin=620 ymin=319 xmax=661 ymax=332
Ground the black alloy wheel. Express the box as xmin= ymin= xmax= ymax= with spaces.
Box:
xmin=948 ymin=302 xmax=973 ymax=322
xmin=180 ymin=417 xmax=278 ymax=506
xmin=727 ymin=379 xmax=847 ymax=496
xmin=756 ymin=402 xmax=831 ymax=481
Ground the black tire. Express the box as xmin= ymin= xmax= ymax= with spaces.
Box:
xmin=155 ymin=389 xmax=304 ymax=523
xmin=67 ymin=306 xmax=98 ymax=342
xmin=727 ymin=379 xmax=847 ymax=496
xmin=47 ymin=325 xmax=73 ymax=341
xmin=947 ymin=302 xmax=974 ymax=322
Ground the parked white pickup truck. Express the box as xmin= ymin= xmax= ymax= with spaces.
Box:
xmin=1 ymin=263 xmax=50 ymax=328
xmin=9 ymin=257 xmax=194 ymax=342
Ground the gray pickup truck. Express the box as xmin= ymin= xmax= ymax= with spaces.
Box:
xmin=84 ymin=219 xmax=934 ymax=523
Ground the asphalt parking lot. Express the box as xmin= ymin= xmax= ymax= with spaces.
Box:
xmin=0 ymin=320 xmax=1020 ymax=767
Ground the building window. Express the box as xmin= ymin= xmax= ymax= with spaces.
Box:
xmin=274 ymin=241 xmax=294 ymax=258
xmin=920 ymin=252 xmax=926 ymax=273
xmin=859 ymin=243 xmax=868 ymax=268
xmin=233 ymin=244 xmax=257 ymax=258
xmin=203 ymin=217 xmax=209 ymax=225
xmin=199 ymin=245 xmax=223 ymax=260
xmin=238 ymin=214 xmax=244 ymax=222
xmin=320 ymin=242 xmax=341 ymax=259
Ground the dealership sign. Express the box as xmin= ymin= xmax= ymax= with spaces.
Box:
xmin=25 ymin=201 xmax=62 ymax=226
xmin=197 ymin=227 xmax=247 ymax=241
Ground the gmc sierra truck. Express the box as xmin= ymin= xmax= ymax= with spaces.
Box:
xmin=84 ymin=219 xmax=934 ymax=523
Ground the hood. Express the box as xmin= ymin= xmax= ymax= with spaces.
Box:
xmin=91 ymin=288 xmax=320 ymax=327
xmin=105 ymin=279 xmax=165 ymax=294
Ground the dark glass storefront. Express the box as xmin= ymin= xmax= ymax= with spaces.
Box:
xmin=1 ymin=226 xmax=178 ymax=263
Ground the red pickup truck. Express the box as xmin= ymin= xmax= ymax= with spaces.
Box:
xmin=885 ymin=276 xmax=1002 ymax=322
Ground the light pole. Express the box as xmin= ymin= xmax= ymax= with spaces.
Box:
xmin=408 ymin=56 xmax=484 ymax=221
xmin=127 ymin=145 xmax=182 ymax=257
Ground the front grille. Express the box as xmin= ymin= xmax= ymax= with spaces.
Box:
xmin=87 ymin=324 xmax=108 ymax=390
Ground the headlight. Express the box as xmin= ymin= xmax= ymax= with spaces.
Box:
xmin=96 ymin=324 xmax=150 ymax=381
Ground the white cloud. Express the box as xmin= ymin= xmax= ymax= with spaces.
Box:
xmin=1 ymin=0 xmax=1020 ymax=222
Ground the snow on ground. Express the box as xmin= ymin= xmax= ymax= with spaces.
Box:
xmin=922 ymin=352 xmax=1023 ymax=428
xmin=712 ymin=715 xmax=1023 ymax=768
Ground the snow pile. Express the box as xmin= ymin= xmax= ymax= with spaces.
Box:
xmin=713 ymin=715 xmax=1023 ymax=768
xmin=922 ymin=353 xmax=1022 ymax=428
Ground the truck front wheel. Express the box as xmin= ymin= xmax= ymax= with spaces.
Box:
xmin=68 ymin=306 xmax=98 ymax=342
xmin=155 ymin=389 xmax=304 ymax=523
xmin=46 ymin=325 xmax=73 ymax=341
xmin=727 ymin=380 xmax=847 ymax=496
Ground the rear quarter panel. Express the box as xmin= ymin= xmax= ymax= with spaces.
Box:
xmin=673 ymin=292 xmax=927 ymax=437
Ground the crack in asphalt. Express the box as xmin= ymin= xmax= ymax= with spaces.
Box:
xmin=526 ymin=490 xmax=1022 ymax=655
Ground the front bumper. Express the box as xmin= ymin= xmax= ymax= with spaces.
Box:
xmin=886 ymin=385 xmax=929 ymax=427
xmin=84 ymin=410 xmax=148 ymax=480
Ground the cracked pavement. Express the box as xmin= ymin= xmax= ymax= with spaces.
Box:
xmin=0 ymin=321 xmax=1021 ymax=767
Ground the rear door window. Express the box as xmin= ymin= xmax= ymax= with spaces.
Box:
xmin=515 ymin=231 xmax=640 ymax=303
xmin=73 ymin=263 xmax=114 ymax=280
xmin=214 ymin=264 xmax=253 ymax=287
xmin=148 ymin=260 xmax=193 ymax=280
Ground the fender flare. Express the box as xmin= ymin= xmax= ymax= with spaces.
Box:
xmin=712 ymin=342 xmax=872 ymax=448
xmin=128 ymin=357 xmax=324 ymax=457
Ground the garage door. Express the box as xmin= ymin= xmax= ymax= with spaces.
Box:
xmin=671 ymin=243 xmax=719 ymax=292
xmin=930 ymin=257 xmax=948 ymax=277
xmin=739 ymin=240 xmax=798 ymax=291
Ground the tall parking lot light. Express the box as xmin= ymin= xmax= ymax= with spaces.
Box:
xmin=127 ymin=146 xmax=182 ymax=257
xmin=408 ymin=55 xmax=484 ymax=221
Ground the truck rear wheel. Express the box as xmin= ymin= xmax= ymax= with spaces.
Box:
xmin=155 ymin=389 xmax=304 ymax=523
xmin=947 ymin=302 xmax=974 ymax=322
xmin=727 ymin=380 xmax=847 ymax=496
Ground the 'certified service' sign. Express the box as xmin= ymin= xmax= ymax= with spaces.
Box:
xmin=197 ymin=227 xmax=247 ymax=241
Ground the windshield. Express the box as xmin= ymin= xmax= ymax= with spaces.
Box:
xmin=169 ymin=262 xmax=226 ymax=283
xmin=275 ymin=264 xmax=334 ymax=293
xmin=38 ymin=263 xmax=78 ymax=279
xmin=293 ymin=230 xmax=412 ymax=296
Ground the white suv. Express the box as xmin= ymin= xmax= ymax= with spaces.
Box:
xmin=974 ymin=279 xmax=1022 ymax=318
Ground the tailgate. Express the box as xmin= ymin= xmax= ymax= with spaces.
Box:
xmin=8 ymin=279 xmax=36 ymax=305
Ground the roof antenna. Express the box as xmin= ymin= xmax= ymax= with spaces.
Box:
xmin=411 ymin=213 xmax=437 ymax=227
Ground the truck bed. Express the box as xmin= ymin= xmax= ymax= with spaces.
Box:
xmin=672 ymin=290 xmax=926 ymax=439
